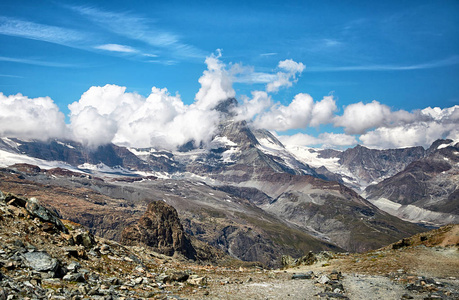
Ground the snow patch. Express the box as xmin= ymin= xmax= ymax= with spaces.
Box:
xmin=0 ymin=149 xmax=83 ymax=173
xmin=1 ymin=137 xmax=22 ymax=149
xmin=285 ymin=145 xmax=340 ymax=171
xmin=257 ymin=137 xmax=284 ymax=151
xmin=221 ymin=147 xmax=240 ymax=163
xmin=128 ymin=148 xmax=155 ymax=156
xmin=210 ymin=136 xmax=237 ymax=149
xmin=56 ymin=141 xmax=75 ymax=149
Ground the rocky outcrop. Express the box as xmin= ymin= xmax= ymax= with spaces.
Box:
xmin=120 ymin=201 xmax=196 ymax=259
xmin=1 ymin=191 xmax=68 ymax=233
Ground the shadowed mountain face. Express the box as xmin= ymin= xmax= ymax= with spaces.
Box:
xmin=0 ymin=98 xmax=441 ymax=266
xmin=293 ymin=144 xmax=427 ymax=191
xmin=363 ymin=140 xmax=459 ymax=226
xmin=337 ymin=145 xmax=426 ymax=187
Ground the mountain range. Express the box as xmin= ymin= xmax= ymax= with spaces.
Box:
xmin=0 ymin=98 xmax=457 ymax=266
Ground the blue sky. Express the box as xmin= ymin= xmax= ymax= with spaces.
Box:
xmin=0 ymin=0 xmax=458 ymax=149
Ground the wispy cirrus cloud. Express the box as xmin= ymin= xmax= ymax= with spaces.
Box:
xmin=0 ymin=16 xmax=88 ymax=47
xmin=308 ymin=56 xmax=459 ymax=72
xmin=70 ymin=6 xmax=204 ymax=60
xmin=95 ymin=44 xmax=137 ymax=53
xmin=260 ymin=52 xmax=277 ymax=57
xmin=0 ymin=74 xmax=23 ymax=78
xmin=0 ymin=56 xmax=79 ymax=68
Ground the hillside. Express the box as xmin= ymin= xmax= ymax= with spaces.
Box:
xmin=1 ymin=191 xmax=457 ymax=299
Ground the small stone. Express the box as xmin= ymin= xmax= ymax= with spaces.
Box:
xmin=292 ymin=273 xmax=313 ymax=280
xmin=169 ymin=271 xmax=189 ymax=282
xmin=67 ymin=262 xmax=81 ymax=273
xmin=401 ymin=294 xmax=413 ymax=299
xmin=78 ymin=285 xmax=88 ymax=295
xmin=187 ymin=275 xmax=207 ymax=285
xmin=100 ymin=244 xmax=110 ymax=255
xmin=63 ymin=272 xmax=85 ymax=282
xmin=317 ymin=275 xmax=330 ymax=284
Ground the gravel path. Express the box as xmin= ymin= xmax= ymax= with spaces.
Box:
xmin=343 ymin=274 xmax=416 ymax=300
xmin=183 ymin=271 xmax=458 ymax=300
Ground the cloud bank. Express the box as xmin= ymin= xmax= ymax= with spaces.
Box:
xmin=0 ymin=53 xmax=457 ymax=150
xmin=0 ymin=93 xmax=67 ymax=141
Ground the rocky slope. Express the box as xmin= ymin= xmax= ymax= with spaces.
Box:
xmin=363 ymin=139 xmax=459 ymax=226
xmin=0 ymin=164 xmax=340 ymax=268
xmin=1 ymin=191 xmax=457 ymax=299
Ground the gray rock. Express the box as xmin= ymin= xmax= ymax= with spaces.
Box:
xmin=315 ymin=292 xmax=349 ymax=299
xmin=72 ymin=230 xmax=95 ymax=248
xmin=63 ymin=273 xmax=85 ymax=282
xmin=25 ymin=198 xmax=68 ymax=233
xmin=318 ymin=275 xmax=330 ymax=284
xmin=22 ymin=251 xmax=58 ymax=272
xmin=156 ymin=273 xmax=170 ymax=283
xmin=292 ymin=272 xmax=313 ymax=280
xmin=187 ymin=275 xmax=208 ymax=285
xmin=66 ymin=262 xmax=81 ymax=273
xmin=100 ymin=244 xmax=110 ymax=255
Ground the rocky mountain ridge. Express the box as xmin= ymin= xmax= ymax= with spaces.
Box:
xmin=363 ymin=139 xmax=459 ymax=226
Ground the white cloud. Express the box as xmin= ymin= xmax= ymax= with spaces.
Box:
xmin=307 ymin=55 xmax=459 ymax=72
xmin=250 ymin=94 xmax=336 ymax=131
xmin=359 ymin=106 xmax=459 ymax=149
xmin=310 ymin=96 xmax=337 ymax=127
xmin=334 ymin=100 xmax=415 ymax=134
xmin=278 ymin=132 xmax=357 ymax=148
xmin=70 ymin=106 xmax=117 ymax=148
xmin=0 ymin=56 xmax=78 ymax=68
xmin=0 ymin=93 xmax=67 ymax=141
xmin=95 ymin=44 xmax=137 ymax=53
xmin=71 ymin=6 xmax=204 ymax=60
xmin=266 ymin=59 xmax=305 ymax=93
xmin=0 ymin=17 xmax=87 ymax=46
xmin=68 ymin=52 xmax=233 ymax=149
xmin=234 ymin=91 xmax=272 ymax=121
xmin=194 ymin=51 xmax=235 ymax=110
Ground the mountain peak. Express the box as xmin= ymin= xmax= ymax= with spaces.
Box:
xmin=214 ymin=97 xmax=238 ymax=116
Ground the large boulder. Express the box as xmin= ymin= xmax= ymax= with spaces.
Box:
xmin=120 ymin=201 xmax=196 ymax=259
xmin=22 ymin=251 xmax=59 ymax=272
xmin=25 ymin=198 xmax=68 ymax=233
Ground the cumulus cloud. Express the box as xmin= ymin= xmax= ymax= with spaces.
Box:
xmin=67 ymin=52 xmax=235 ymax=149
xmin=194 ymin=50 xmax=235 ymax=110
xmin=66 ymin=52 xmax=233 ymax=149
xmin=359 ymin=105 xmax=459 ymax=149
xmin=334 ymin=100 xmax=415 ymax=134
xmin=0 ymin=93 xmax=67 ymax=141
xmin=278 ymin=132 xmax=357 ymax=148
xmin=68 ymin=84 xmax=222 ymax=150
xmin=234 ymin=91 xmax=272 ymax=121
xmin=2 ymin=51 xmax=457 ymax=152
xmin=249 ymin=94 xmax=337 ymax=131
xmin=266 ymin=59 xmax=305 ymax=92
xmin=70 ymin=106 xmax=117 ymax=148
